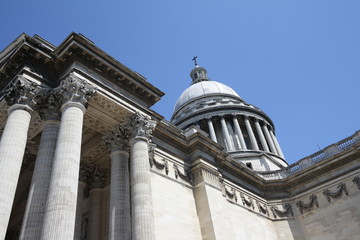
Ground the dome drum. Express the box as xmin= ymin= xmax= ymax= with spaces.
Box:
xmin=171 ymin=65 xmax=287 ymax=171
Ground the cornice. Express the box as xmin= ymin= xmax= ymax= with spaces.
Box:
xmin=0 ymin=33 xmax=164 ymax=108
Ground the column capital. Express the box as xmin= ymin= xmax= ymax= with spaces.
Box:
xmin=104 ymin=124 xmax=130 ymax=152
xmin=3 ymin=75 xmax=40 ymax=110
xmin=80 ymin=163 xmax=107 ymax=190
xmin=129 ymin=112 xmax=156 ymax=141
xmin=36 ymin=90 xmax=62 ymax=121
xmin=56 ymin=73 xmax=97 ymax=108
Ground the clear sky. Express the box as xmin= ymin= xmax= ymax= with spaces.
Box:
xmin=1 ymin=0 xmax=359 ymax=164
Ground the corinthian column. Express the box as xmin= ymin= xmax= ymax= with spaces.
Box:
xmin=0 ymin=76 xmax=39 ymax=240
xmin=262 ymin=124 xmax=278 ymax=154
xmin=220 ymin=115 xmax=234 ymax=151
xmin=20 ymin=92 xmax=61 ymax=240
xmin=207 ymin=117 xmax=217 ymax=143
xmin=254 ymin=119 xmax=269 ymax=152
xmin=244 ymin=116 xmax=259 ymax=150
xmin=232 ymin=114 xmax=246 ymax=150
xmin=129 ymin=112 xmax=157 ymax=240
xmin=104 ymin=125 xmax=131 ymax=240
xmin=269 ymin=129 xmax=285 ymax=158
xmin=40 ymin=74 xmax=96 ymax=240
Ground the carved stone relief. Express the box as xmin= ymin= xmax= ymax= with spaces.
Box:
xmin=296 ymin=194 xmax=319 ymax=214
xmin=240 ymin=193 xmax=254 ymax=209
xmin=323 ymin=182 xmax=348 ymax=202
xmin=149 ymin=145 xmax=169 ymax=175
xmin=353 ymin=176 xmax=360 ymax=189
xmin=224 ymin=186 xmax=237 ymax=202
xmin=256 ymin=201 xmax=269 ymax=216
xmin=271 ymin=204 xmax=293 ymax=218
xmin=173 ymin=164 xmax=188 ymax=182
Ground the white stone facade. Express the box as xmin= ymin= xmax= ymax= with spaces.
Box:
xmin=0 ymin=33 xmax=359 ymax=240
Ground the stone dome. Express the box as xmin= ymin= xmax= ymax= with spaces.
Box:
xmin=174 ymin=81 xmax=241 ymax=112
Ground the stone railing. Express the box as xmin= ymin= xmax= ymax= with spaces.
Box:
xmin=256 ymin=130 xmax=360 ymax=180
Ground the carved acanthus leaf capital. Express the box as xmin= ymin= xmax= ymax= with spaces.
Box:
xmin=36 ymin=90 xmax=62 ymax=121
xmin=80 ymin=163 xmax=107 ymax=194
xmin=104 ymin=125 xmax=130 ymax=152
xmin=56 ymin=73 xmax=97 ymax=107
xmin=129 ymin=112 xmax=156 ymax=140
xmin=3 ymin=76 xmax=40 ymax=109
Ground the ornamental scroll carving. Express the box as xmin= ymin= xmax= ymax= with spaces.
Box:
xmin=2 ymin=75 xmax=40 ymax=108
xmin=296 ymin=194 xmax=319 ymax=214
xmin=353 ymin=176 xmax=360 ymax=189
xmin=256 ymin=201 xmax=269 ymax=216
xmin=173 ymin=164 xmax=188 ymax=182
xmin=240 ymin=193 xmax=254 ymax=209
xmin=148 ymin=144 xmax=169 ymax=175
xmin=56 ymin=73 xmax=96 ymax=107
xmin=271 ymin=204 xmax=294 ymax=218
xmin=104 ymin=125 xmax=130 ymax=152
xmin=323 ymin=182 xmax=348 ymax=202
xmin=129 ymin=112 xmax=156 ymax=140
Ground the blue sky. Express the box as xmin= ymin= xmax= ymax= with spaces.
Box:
xmin=1 ymin=0 xmax=359 ymax=164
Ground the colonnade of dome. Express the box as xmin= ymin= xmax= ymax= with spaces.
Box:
xmin=195 ymin=114 xmax=284 ymax=158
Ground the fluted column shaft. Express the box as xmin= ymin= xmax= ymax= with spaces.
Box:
xmin=20 ymin=92 xmax=62 ymax=240
xmin=232 ymin=115 xmax=247 ymax=150
xmin=270 ymin=130 xmax=285 ymax=158
xmin=0 ymin=77 xmax=38 ymax=240
xmin=129 ymin=112 xmax=156 ymax=240
xmin=20 ymin=120 xmax=60 ymax=239
xmin=254 ymin=120 xmax=269 ymax=152
xmin=262 ymin=124 xmax=278 ymax=154
xmin=220 ymin=116 xmax=234 ymax=151
xmin=89 ymin=188 xmax=104 ymax=240
xmin=74 ymin=181 xmax=86 ymax=240
xmin=0 ymin=105 xmax=32 ymax=239
xmin=40 ymin=102 xmax=86 ymax=239
xmin=109 ymin=150 xmax=131 ymax=240
xmin=40 ymin=74 xmax=95 ymax=240
xmin=244 ymin=116 xmax=259 ymax=150
xmin=130 ymin=138 xmax=154 ymax=240
xmin=207 ymin=118 xmax=218 ymax=143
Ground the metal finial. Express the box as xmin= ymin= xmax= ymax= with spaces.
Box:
xmin=192 ymin=56 xmax=198 ymax=66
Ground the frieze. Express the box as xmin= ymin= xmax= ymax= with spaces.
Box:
xmin=224 ymin=186 xmax=237 ymax=202
xmin=240 ymin=193 xmax=254 ymax=209
xmin=148 ymin=144 xmax=169 ymax=175
xmin=256 ymin=201 xmax=269 ymax=216
xmin=353 ymin=176 xmax=360 ymax=189
xmin=271 ymin=204 xmax=294 ymax=218
xmin=296 ymin=194 xmax=319 ymax=214
xmin=149 ymin=157 xmax=169 ymax=175
xmin=323 ymin=182 xmax=348 ymax=202
xmin=173 ymin=164 xmax=188 ymax=182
